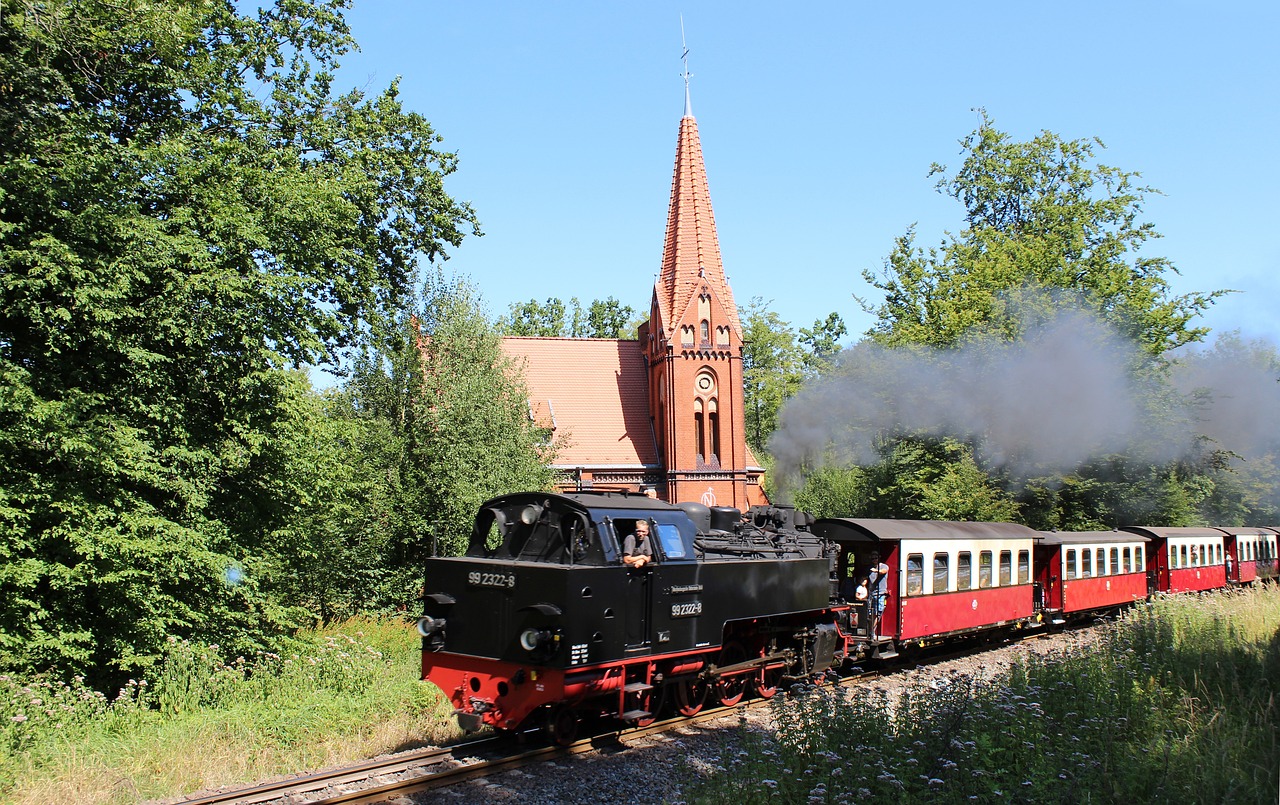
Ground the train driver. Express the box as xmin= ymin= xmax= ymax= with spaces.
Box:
xmin=622 ymin=520 xmax=655 ymax=568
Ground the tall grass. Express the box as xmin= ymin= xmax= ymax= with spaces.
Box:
xmin=680 ymin=585 xmax=1280 ymax=804
xmin=0 ymin=618 xmax=461 ymax=805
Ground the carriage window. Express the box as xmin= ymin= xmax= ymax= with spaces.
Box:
xmin=958 ymin=552 xmax=972 ymax=590
xmin=1066 ymin=549 xmax=1077 ymax=580
xmin=1081 ymin=549 xmax=1093 ymax=578
xmin=998 ymin=551 xmax=1012 ymax=586
xmin=1136 ymin=546 xmax=1144 ymax=569
xmin=1123 ymin=547 xmax=1132 ymax=572
xmin=906 ymin=554 xmax=924 ymax=596
xmin=1110 ymin=548 xmax=1120 ymax=575
xmin=1180 ymin=545 xmax=1189 ymax=567
xmin=1097 ymin=548 xmax=1106 ymax=575
xmin=979 ymin=552 xmax=993 ymax=588
xmin=1018 ymin=550 xmax=1030 ymax=584
xmin=933 ymin=553 xmax=950 ymax=593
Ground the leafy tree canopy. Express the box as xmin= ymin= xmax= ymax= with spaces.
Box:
xmin=351 ymin=271 xmax=559 ymax=559
xmin=862 ymin=110 xmax=1223 ymax=356
xmin=501 ymin=296 xmax=638 ymax=338
xmin=740 ymin=298 xmax=846 ymax=453
xmin=0 ymin=0 xmax=478 ymax=683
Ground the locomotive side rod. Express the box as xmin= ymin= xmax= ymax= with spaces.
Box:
xmin=702 ymin=649 xmax=793 ymax=679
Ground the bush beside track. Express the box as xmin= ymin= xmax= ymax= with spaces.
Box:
xmin=681 ymin=585 xmax=1280 ymax=804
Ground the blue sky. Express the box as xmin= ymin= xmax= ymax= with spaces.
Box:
xmin=334 ymin=1 xmax=1279 ymax=348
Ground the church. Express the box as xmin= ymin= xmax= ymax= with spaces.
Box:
xmin=501 ymin=80 xmax=769 ymax=510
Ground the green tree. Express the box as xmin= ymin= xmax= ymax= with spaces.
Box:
xmin=862 ymin=111 xmax=1222 ymax=355
xmin=582 ymin=297 xmax=637 ymax=338
xmin=503 ymin=297 xmax=569 ymax=337
xmin=502 ymin=296 xmax=637 ymax=338
xmin=349 ymin=271 xmax=557 ymax=561
xmin=0 ymin=0 xmax=478 ymax=683
xmin=799 ymin=312 xmax=847 ymax=377
xmin=251 ymin=379 xmax=400 ymax=625
xmin=740 ymin=298 xmax=807 ymax=453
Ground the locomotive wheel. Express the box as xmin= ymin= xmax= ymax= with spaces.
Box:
xmin=675 ymin=678 xmax=708 ymax=716
xmin=546 ymin=705 xmax=578 ymax=747
xmin=715 ymin=643 xmax=748 ymax=707
xmin=753 ymin=665 xmax=782 ymax=699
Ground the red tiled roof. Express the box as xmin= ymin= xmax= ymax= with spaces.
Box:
xmin=501 ymin=337 xmax=658 ymax=469
xmin=654 ymin=113 xmax=742 ymax=338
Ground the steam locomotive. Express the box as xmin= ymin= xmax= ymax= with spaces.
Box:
xmin=418 ymin=490 xmax=1278 ymax=744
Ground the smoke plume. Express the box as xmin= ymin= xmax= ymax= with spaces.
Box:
xmin=770 ymin=305 xmax=1280 ymax=499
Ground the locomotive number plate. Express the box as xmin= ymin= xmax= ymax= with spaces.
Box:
xmin=468 ymin=571 xmax=515 ymax=589
xmin=670 ymin=601 xmax=703 ymax=618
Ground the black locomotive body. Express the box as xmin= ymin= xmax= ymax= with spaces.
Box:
xmin=419 ymin=491 xmax=844 ymax=742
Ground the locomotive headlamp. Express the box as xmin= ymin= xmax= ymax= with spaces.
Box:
xmin=520 ymin=504 xmax=544 ymax=525
xmin=417 ymin=616 xmax=447 ymax=652
xmin=417 ymin=616 xmax=445 ymax=638
xmin=519 ymin=627 xmax=552 ymax=652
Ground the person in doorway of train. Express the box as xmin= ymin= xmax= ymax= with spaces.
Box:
xmin=622 ymin=520 xmax=654 ymax=568
xmin=855 ymin=578 xmax=869 ymax=602
xmin=869 ymin=563 xmax=889 ymax=636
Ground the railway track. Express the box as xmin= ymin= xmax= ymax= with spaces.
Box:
xmin=180 ymin=629 xmax=1063 ymax=805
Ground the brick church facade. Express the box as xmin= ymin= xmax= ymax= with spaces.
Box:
xmin=502 ymin=91 xmax=768 ymax=509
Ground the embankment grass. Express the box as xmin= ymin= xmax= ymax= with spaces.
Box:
xmin=681 ymin=585 xmax=1280 ymax=804
xmin=0 ymin=618 xmax=461 ymax=805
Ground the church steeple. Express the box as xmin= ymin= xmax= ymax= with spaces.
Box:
xmin=653 ymin=94 xmax=741 ymax=341
xmin=642 ymin=47 xmax=765 ymax=510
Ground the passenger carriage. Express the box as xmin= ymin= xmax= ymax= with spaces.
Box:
xmin=1213 ymin=527 xmax=1276 ymax=585
xmin=1034 ymin=531 xmax=1150 ymax=621
xmin=1122 ymin=526 xmax=1226 ymax=593
xmin=813 ymin=519 xmax=1041 ymax=657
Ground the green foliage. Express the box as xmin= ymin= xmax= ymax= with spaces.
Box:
xmin=741 ymin=299 xmax=844 ymax=453
xmin=791 ymin=464 xmax=868 ymax=519
xmin=682 ymin=586 xmax=1280 ymax=804
xmin=797 ymin=437 xmax=1021 ymax=521
xmin=248 ymin=377 xmax=401 ymax=623
xmin=0 ymin=0 xmax=478 ymax=685
xmin=862 ymin=110 xmax=1222 ymax=355
xmin=741 ymin=298 xmax=807 ymax=453
xmin=500 ymin=296 xmax=638 ymax=338
xmin=0 ymin=619 xmax=456 ymax=802
xmin=799 ymin=312 xmax=848 ymax=373
xmin=347 ymin=270 xmax=557 ymax=559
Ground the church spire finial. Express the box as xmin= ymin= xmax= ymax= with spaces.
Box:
xmin=680 ymin=15 xmax=692 ymax=118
